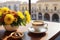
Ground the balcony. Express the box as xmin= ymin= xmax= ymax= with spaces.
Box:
xmin=38 ymin=9 xmax=60 ymax=13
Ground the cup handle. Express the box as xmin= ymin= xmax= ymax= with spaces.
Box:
xmin=44 ymin=23 xmax=48 ymax=29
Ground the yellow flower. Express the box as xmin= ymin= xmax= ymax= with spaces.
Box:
xmin=24 ymin=11 xmax=31 ymax=23
xmin=0 ymin=12 xmax=2 ymax=16
xmin=1 ymin=7 xmax=10 ymax=14
xmin=17 ymin=11 xmax=25 ymax=19
xmin=4 ymin=14 xmax=14 ymax=25
xmin=24 ymin=11 xmax=30 ymax=15
xmin=0 ymin=8 xmax=2 ymax=16
xmin=2 ymin=7 xmax=9 ymax=11
xmin=26 ymin=15 xmax=31 ymax=23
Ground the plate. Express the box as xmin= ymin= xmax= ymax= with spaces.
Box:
xmin=28 ymin=27 xmax=47 ymax=33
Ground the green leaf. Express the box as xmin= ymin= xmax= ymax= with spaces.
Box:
xmin=21 ymin=21 xmax=26 ymax=26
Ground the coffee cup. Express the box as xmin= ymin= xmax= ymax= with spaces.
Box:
xmin=32 ymin=20 xmax=48 ymax=32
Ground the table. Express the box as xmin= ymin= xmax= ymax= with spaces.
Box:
xmin=0 ymin=31 xmax=47 ymax=40
xmin=0 ymin=26 xmax=47 ymax=40
xmin=0 ymin=21 xmax=60 ymax=40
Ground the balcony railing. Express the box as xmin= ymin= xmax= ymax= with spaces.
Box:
xmin=38 ymin=9 xmax=60 ymax=13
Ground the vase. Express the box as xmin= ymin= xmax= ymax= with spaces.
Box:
xmin=4 ymin=25 xmax=19 ymax=31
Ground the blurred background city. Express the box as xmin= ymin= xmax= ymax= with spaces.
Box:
xmin=0 ymin=0 xmax=60 ymax=22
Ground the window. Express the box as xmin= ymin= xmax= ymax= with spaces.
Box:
xmin=22 ymin=7 xmax=24 ymax=12
xmin=52 ymin=13 xmax=59 ymax=22
xmin=53 ymin=4 xmax=57 ymax=11
xmin=14 ymin=5 xmax=17 ymax=11
xmin=31 ymin=10 xmax=33 ymax=13
xmin=39 ymin=6 xmax=41 ymax=10
xmin=25 ymin=7 xmax=27 ymax=10
xmin=46 ymin=6 xmax=48 ymax=10
xmin=54 ymin=6 xmax=57 ymax=11
xmin=32 ymin=7 xmax=36 ymax=13
xmin=44 ymin=13 xmax=50 ymax=21
xmin=45 ymin=4 xmax=48 ymax=10
xmin=8 ymin=5 xmax=11 ymax=9
xmin=31 ymin=14 xmax=36 ymax=20
xmin=38 ymin=13 xmax=42 ymax=20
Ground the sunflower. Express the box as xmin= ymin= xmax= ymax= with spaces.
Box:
xmin=4 ymin=14 xmax=14 ymax=25
xmin=17 ymin=11 xmax=25 ymax=19
xmin=24 ymin=11 xmax=31 ymax=23
xmin=1 ymin=7 xmax=10 ymax=14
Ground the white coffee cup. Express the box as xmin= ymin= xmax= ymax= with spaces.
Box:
xmin=32 ymin=20 xmax=48 ymax=32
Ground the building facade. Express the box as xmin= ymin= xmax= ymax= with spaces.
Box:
xmin=20 ymin=0 xmax=60 ymax=22
xmin=0 ymin=0 xmax=60 ymax=22
xmin=30 ymin=0 xmax=60 ymax=22
xmin=0 ymin=1 xmax=20 ymax=11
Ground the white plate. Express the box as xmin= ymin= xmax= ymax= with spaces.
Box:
xmin=28 ymin=27 xmax=47 ymax=33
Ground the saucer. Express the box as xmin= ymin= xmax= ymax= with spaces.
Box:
xmin=28 ymin=27 xmax=47 ymax=33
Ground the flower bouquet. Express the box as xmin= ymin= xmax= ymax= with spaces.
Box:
xmin=0 ymin=7 xmax=31 ymax=31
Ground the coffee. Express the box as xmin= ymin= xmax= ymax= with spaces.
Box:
xmin=32 ymin=20 xmax=44 ymax=26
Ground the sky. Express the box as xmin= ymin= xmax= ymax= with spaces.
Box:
xmin=0 ymin=0 xmax=38 ymax=3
